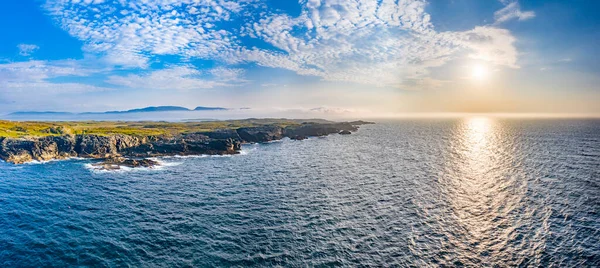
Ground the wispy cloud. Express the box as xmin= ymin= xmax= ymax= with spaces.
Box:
xmin=43 ymin=0 xmax=257 ymax=68
xmin=17 ymin=44 xmax=40 ymax=56
xmin=0 ymin=60 xmax=112 ymax=95
xmin=494 ymin=1 xmax=535 ymax=24
xmin=106 ymin=65 xmax=247 ymax=90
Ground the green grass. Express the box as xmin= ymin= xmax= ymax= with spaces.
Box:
xmin=0 ymin=119 xmax=326 ymax=138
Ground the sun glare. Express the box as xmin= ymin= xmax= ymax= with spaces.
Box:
xmin=471 ymin=64 xmax=489 ymax=81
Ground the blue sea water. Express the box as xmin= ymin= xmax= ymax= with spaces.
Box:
xmin=1 ymin=118 xmax=599 ymax=267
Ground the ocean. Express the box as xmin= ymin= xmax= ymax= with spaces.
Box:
xmin=1 ymin=118 xmax=599 ymax=266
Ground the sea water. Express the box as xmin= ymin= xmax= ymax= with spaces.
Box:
xmin=1 ymin=118 xmax=599 ymax=266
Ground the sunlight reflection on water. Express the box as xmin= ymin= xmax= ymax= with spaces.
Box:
xmin=438 ymin=117 xmax=549 ymax=266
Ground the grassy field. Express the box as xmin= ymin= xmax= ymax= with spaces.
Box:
xmin=0 ymin=119 xmax=330 ymax=138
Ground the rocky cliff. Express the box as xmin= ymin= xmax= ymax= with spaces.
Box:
xmin=0 ymin=121 xmax=371 ymax=164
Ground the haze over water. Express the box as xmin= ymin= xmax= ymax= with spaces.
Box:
xmin=1 ymin=118 xmax=599 ymax=266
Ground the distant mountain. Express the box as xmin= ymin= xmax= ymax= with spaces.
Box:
xmin=104 ymin=106 xmax=191 ymax=114
xmin=7 ymin=106 xmax=229 ymax=116
xmin=194 ymin=106 xmax=228 ymax=111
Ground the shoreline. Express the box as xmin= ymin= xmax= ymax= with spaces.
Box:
xmin=0 ymin=119 xmax=374 ymax=166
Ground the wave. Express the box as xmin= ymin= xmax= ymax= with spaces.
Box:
xmin=83 ymin=156 xmax=189 ymax=173
xmin=161 ymin=154 xmax=233 ymax=159
xmin=84 ymin=163 xmax=168 ymax=173
xmin=23 ymin=157 xmax=87 ymax=165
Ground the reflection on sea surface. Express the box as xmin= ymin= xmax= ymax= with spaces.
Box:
xmin=435 ymin=117 xmax=549 ymax=266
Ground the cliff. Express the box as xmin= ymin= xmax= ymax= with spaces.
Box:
xmin=0 ymin=121 xmax=372 ymax=164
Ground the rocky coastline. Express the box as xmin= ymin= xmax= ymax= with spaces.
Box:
xmin=0 ymin=121 xmax=373 ymax=168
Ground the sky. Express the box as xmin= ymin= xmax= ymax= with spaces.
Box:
xmin=0 ymin=0 xmax=599 ymax=117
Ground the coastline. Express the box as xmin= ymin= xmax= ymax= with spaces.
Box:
xmin=0 ymin=120 xmax=374 ymax=166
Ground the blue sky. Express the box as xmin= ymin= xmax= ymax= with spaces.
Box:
xmin=0 ymin=0 xmax=598 ymax=116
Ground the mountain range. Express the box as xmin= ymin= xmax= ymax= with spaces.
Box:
xmin=8 ymin=106 xmax=229 ymax=116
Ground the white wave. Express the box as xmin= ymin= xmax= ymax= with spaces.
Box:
xmin=20 ymin=157 xmax=88 ymax=165
xmin=84 ymin=163 xmax=166 ymax=173
xmin=148 ymin=157 xmax=183 ymax=167
xmin=239 ymin=146 xmax=258 ymax=155
xmin=161 ymin=153 xmax=242 ymax=159
xmin=83 ymin=156 xmax=188 ymax=173
xmin=162 ymin=154 xmax=209 ymax=159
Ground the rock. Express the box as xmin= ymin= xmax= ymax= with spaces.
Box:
xmin=75 ymin=134 xmax=144 ymax=158
xmin=93 ymin=156 xmax=160 ymax=170
xmin=339 ymin=130 xmax=352 ymax=135
xmin=199 ymin=129 xmax=241 ymax=140
xmin=236 ymin=125 xmax=284 ymax=143
xmin=289 ymin=135 xmax=307 ymax=141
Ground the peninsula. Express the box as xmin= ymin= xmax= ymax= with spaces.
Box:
xmin=0 ymin=119 xmax=373 ymax=168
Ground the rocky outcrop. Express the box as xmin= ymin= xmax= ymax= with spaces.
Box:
xmin=236 ymin=125 xmax=284 ymax=143
xmin=0 ymin=121 xmax=373 ymax=164
xmin=92 ymin=156 xmax=160 ymax=170
xmin=283 ymin=123 xmax=358 ymax=140
xmin=0 ymin=135 xmax=78 ymax=164
xmin=199 ymin=129 xmax=241 ymax=140
xmin=75 ymin=134 xmax=145 ymax=158
xmin=124 ymin=135 xmax=240 ymax=157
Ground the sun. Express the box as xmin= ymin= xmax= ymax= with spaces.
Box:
xmin=471 ymin=64 xmax=490 ymax=81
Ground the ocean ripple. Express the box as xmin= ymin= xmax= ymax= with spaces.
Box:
xmin=0 ymin=118 xmax=599 ymax=266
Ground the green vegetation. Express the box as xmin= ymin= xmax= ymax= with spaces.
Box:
xmin=0 ymin=119 xmax=330 ymax=138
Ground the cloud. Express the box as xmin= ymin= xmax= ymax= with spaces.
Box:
xmin=43 ymin=0 xmax=257 ymax=68
xmin=17 ymin=44 xmax=40 ymax=56
xmin=0 ymin=60 xmax=90 ymax=82
xmin=240 ymin=0 xmax=521 ymax=86
xmin=0 ymin=60 xmax=113 ymax=97
xmin=309 ymin=107 xmax=360 ymax=114
xmin=106 ymin=65 xmax=247 ymax=90
xmin=494 ymin=1 xmax=535 ymax=24
xmin=41 ymin=0 xmax=525 ymax=89
xmin=459 ymin=27 xmax=519 ymax=68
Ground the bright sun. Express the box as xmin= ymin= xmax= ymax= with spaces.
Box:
xmin=471 ymin=64 xmax=489 ymax=81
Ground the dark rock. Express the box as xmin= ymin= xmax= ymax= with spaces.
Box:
xmin=199 ymin=129 xmax=241 ymax=140
xmin=236 ymin=125 xmax=284 ymax=143
xmin=75 ymin=134 xmax=143 ymax=158
xmin=0 ymin=135 xmax=78 ymax=163
xmin=0 ymin=138 xmax=35 ymax=164
xmin=93 ymin=156 xmax=160 ymax=170
xmin=290 ymin=136 xmax=307 ymax=141
xmin=339 ymin=130 xmax=352 ymax=135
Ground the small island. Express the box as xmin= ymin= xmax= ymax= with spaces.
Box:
xmin=0 ymin=119 xmax=374 ymax=168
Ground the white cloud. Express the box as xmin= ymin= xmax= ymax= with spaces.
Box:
xmin=0 ymin=60 xmax=113 ymax=96
xmin=0 ymin=60 xmax=88 ymax=82
xmin=17 ymin=44 xmax=40 ymax=56
xmin=240 ymin=0 xmax=521 ymax=87
xmin=494 ymin=1 xmax=535 ymax=24
xmin=106 ymin=65 xmax=246 ymax=90
xmin=459 ymin=26 xmax=519 ymax=68
xmin=41 ymin=0 xmax=526 ymax=89
xmin=43 ymin=0 xmax=256 ymax=68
